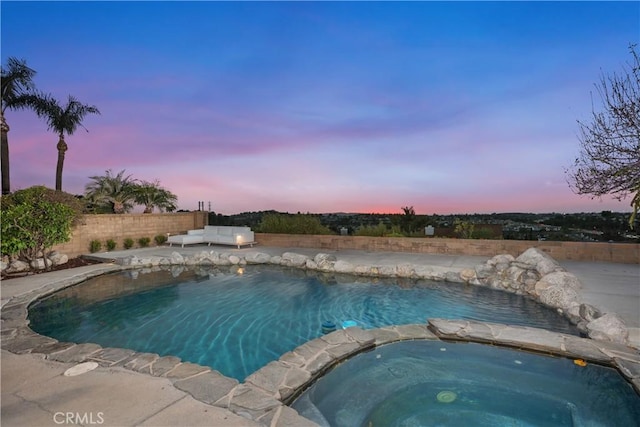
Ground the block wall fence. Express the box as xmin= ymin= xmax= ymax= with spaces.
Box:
xmin=52 ymin=214 xmax=638 ymax=263
xmin=52 ymin=212 xmax=207 ymax=258
xmin=255 ymin=233 xmax=639 ymax=264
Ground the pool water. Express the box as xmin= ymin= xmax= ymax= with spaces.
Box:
xmin=291 ymin=340 xmax=640 ymax=427
xmin=29 ymin=265 xmax=580 ymax=381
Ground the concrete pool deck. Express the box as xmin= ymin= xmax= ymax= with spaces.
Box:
xmin=1 ymin=246 xmax=638 ymax=426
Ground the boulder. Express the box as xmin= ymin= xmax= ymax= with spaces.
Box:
xmin=31 ymin=258 xmax=52 ymax=270
xmin=314 ymin=253 xmax=336 ymax=264
xmin=48 ymin=252 xmax=69 ymax=266
xmin=213 ymin=253 xmax=231 ymax=266
xmin=535 ymin=271 xmax=582 ymax=294
xmin=516 ymin=247 xmax=561 ymax=276
xmin=487 ymin=254 xmax=514 ymax=273
xmin=538 ymin=284 xmax=580 ymax=310
xmin=7 ymin=260 xmax=29 ymax=272
xmin=314 ymin=253 xmax=337 ymax=271
xmin=395 ymin=264 xmax=415 ymax=278
xmin=170 ymin=252 xmax=185 ymax=264
xmin=488 ymin=254 xmax=515 ymax=266
xmin=459 ymin=268 xmax=477 ymax=283
xmin=281 ymin=252 xmax=310 ymax=268
xmin=474 ymin=263 xmax=494 ymax=280
xmin=445 ymin=271 xmax=464 ymax=283
xmin=269 ymin=255 xmax=282 ymax=265
xmin=579 ymin=303 xmax=602 ymax=322
xmin=244 ymin=252 xmax=271 ymax=264
xmin=333 ymin=260 xmax=355 ymax=274
xmin=586 ymin=313 xmax=629 ymax=344
xmin=118 ymin=255 xmax=138 ymax=266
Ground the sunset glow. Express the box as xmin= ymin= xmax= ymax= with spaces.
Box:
xmin=2 ymin=1 xmax=638 ymax=214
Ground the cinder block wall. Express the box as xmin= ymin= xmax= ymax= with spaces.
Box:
xmin=53 ymin=212 xmax=207 ymax=258
xmin=255 ymin=234 xmax=639 ymax=264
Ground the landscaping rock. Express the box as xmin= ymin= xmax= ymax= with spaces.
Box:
xmin=587 ymin=313 xmax=629 ymax=344
xmin=488 ymin=254 xmax=515 ymax=266
xmin=270 ymin=255 xmax=283 ymax=264
xmin=49 ymin=252 xmax=69 ymax=266
xmin=281 ymin=252 xmax=309 ymax=268
xmin=118 ymin=255 xmax=138 ymax=266
xmin=535 ymin=271 xmax=582 ymax=292
xmin=314 ymin=253 xmax=336 ymax=271
xmin=516 ymin=247 xmax=561 ymax=275
xmin=170 ymin=251 xmax=184 ymax=264
xmin=579 ymin=303 xmax=602 ymax=322
xmin=459 ymin=268 xmax=476 ymax=283
xmin=245 ymin=252 xmax=271 ymax=264
xmin=537 ymin=284 xmax=580 ymax=310
xmin=333 ymin=260 xmax=355 ymax=274
xmin=395 ymin=263 xmax=415 ymax=278
xmin=30 ymin=258 xmax=52 ymax=270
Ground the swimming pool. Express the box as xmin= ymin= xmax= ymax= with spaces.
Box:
xmin=29 ymin=265 xmax=580 ymax=381
xmin=291 ymin=340 xmax=640 ymax=426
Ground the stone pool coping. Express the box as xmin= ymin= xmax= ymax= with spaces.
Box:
xmin=2 ymin=253 xmax=639 ymax=426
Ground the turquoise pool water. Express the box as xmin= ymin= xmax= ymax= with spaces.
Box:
xmin=291 ymin=340 xmax=640 ymax=427
xmin=29 ymin=265 xmax=580 ymax=381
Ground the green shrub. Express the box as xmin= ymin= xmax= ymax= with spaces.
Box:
xmin=454 ymin=218 xmax=475 ymax=239
xmin=355 ymin=223 xmax=388 ymax=237
xmin=354 ymin=223 xmax=405 ymax=237
xmin=473 ymin=227 xmax=497 ymax=240
xmin=106 ymin=239 xmax=117 ymax=251
xmin=123 ymin=238 xmax=134 ymax=249
xmin=89 ymin=240 xmax=102 ymax=253
xmin=0 ymin=186 xmax=80 ymax=269
xmin=256 ymin=214 xmax=334 ymax=235
xmin=154 ymin=234 xmax=167 ymax=245
xmin=138 ymin=237 xmax=151 ymax=247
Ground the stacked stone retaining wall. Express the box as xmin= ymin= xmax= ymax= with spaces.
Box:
xmin=255 ymin=233 xmax=639 ymax=264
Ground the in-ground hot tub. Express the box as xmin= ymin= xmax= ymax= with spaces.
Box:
xmin=291 ymin=340 xmax=640 ymax=426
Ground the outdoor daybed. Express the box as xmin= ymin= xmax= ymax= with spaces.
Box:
xmin=204 ymin=225 xmax=255 ymax=248
xmin=167 ymin=229 xmax=204 ymax=248
xmin=168 ymin=226 xmax=255 ymax=249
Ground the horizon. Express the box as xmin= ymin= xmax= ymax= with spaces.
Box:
xmin=2 ymin=2 xmax=638 ymax=215
xmin=209 ymin=208 xmax=632 ymax=217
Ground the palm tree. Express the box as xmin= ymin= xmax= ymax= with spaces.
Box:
xmin=1 ymin=57 xmax=39 ymax=195
xmin=133 ymin=180 xmax=178 ymax=213
xmin=84 ymin=169 xmax=136 ymax=214
xmin=33 ymin=94 xmax=100 ymax=191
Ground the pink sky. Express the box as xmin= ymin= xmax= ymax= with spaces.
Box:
xmin=3 ymin=2 xmax=637 ymax=214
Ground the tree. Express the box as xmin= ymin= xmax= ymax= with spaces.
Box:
xmin=1 ymin=57 xmax=39 ymax=195
xmin=454 ymin=218 xmax=475 ymax=239
xmin=133 ymin=180 xmax=178 ymax=213
xmin=0 ymin=186 xmax=83 ymax=270
xmin=400 ymin=205 xmax=416 ymax=234
xmin=84 ymin=169 xmax=137 ymax=214
xmin=567 ymin=45 xmax=640 ymax=228
xmin=32 ymin=94 xmax=100 ymax=191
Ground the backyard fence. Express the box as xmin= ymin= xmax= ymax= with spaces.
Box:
xmin=52 ymin=212 xmax=207 ymax=258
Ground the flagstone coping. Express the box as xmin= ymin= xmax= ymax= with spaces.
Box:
xmin=2 ymin=262 xmax=639 ymax=426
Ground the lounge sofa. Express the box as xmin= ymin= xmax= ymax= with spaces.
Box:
xmin=204 ymin=226 xmax=255 ymax=248
xmin=167 ymin=226 xmax=256 ymax=249
xmin=167 ymin=229 xmax=204 ymax=247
